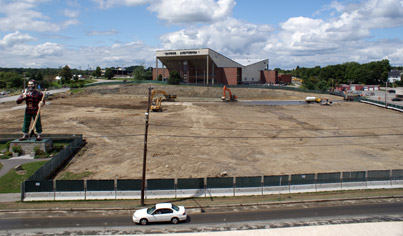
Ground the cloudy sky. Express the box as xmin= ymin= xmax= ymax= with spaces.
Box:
xmin=0 ymin=0 xmax=402 ymax=69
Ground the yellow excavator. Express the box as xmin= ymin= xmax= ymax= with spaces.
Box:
xmin=221 ymin=86 xmax=237 ymax=102
xmin=151 ymin=96 xmax=163 ymax=112
xmin=305 ymin=97 xmax=332 ymax=105
xmin=151 ymin=90 xmax=177 ymax=102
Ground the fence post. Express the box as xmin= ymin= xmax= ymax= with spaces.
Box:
xmin=20 ymin=181 xmax=25 ymax=202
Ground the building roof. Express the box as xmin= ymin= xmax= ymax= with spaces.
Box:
xmin=156 ymin=48 xmax=268 ymax=68
xmin=388 ymin=70 xmax=403 ymax=77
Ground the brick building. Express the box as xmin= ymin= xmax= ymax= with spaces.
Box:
xmin=153 ymin=48 xmax=270 ymax=85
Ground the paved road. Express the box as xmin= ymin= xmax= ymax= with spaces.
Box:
xmin=0 ymin=155 xmax=50 ymax=178
xmin=0 ymin=201 xmax=401 ymax=234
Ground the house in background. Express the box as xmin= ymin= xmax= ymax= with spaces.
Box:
xmin=388 ymin=70 xmax=402 ymax=83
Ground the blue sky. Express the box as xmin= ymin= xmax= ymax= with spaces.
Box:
xmin=0 ymin=0 xmax=402 ymax=69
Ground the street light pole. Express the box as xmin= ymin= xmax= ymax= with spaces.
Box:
xmin=141 ymin=87 xmax=152 ymax=206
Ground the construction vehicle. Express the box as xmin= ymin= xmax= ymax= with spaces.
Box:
xmin=151 ymin=96 xmax=163 ymax=112
xmin=221 ymin=86 xmax=237 ymax=101
xmin=320 ymin=98 xmax=333 ymax=105
xmin=305 ymin=97 xmax=333 ymax=105
xmin=305 ymin=97 xmax=321 ymax=103
xmin=151 ymin=90 xmax=177 ymax=102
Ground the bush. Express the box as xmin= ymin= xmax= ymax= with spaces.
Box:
xmin=52 ymin=143 xmax=65 ymax=152
xmin=168 ymin=70 xmax=182 ymax=85
xmin=34 ymin=146 xmax=47 ymax=159
xmin=70 ymin=81 xmax=84 ymax=88
xmin=1 ymin=151 xmax=12 ymax=159
xmin=5 ymin=141 xmax=10 ymax=150
xmin=11 ymin=145 xmax=22 ymax=155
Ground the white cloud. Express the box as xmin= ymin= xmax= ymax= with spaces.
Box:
xmin=62 ymin=19 xmax=80 ymax=28
xmin=91 ymin=0 xmax=148 ymax=9
xmin=0 ymin=31 xmax=35 ymax=47
xmin=161 ymin=17 xmax=273 ymax=54
xmin=0 ymin=0 xmax=61 ymax=32
xmin=91 ymin=0 xmax=235 ymax=24
xmin=148 ymin=0 xmax=235 ymax=24
xmin=159 ymin=0 xmax=403 ymax=68
xmin=0 ymin=38 xmax=155 ymax=68
xmin=64 ymin=9 xmax=80 ymax=18
xmin=87 ymin=29 xmax=118 ymax=36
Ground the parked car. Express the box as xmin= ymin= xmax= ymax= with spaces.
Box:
xmin=388 ymin=90 xmax=396 ymax=93
xmin=132 ymin=203 xmax=187 ymax=225
xmin=391 ymin=98 xmax=402 ymax=101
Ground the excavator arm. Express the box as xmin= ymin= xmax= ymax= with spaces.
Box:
xmin=151 ymin=90 xmax=176 ymax=102
xmin=221 ymin=86 xmax=237 ymax=101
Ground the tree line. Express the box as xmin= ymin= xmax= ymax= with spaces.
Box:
xmin=0 ymin=65 xmax=154 ymax=90
xmin=275 ymin=59 xmax=399 ymax=91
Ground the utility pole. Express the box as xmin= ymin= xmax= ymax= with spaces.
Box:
xmin=385 ymin=80 xmax=388 ymax=108
xmin=141 ymin=87 xmax=152 ymax=206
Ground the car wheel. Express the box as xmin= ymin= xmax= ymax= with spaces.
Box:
xmin=171 ymin=217 xmax=179 ymax=224
xmin=140 ymin=218 xmax=148 ymax=225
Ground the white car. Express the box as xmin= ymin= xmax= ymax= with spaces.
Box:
xmin=132 ymin=203 xmax=187 ymax=225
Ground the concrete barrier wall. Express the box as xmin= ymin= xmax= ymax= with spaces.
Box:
xmin=22 ymin=169 xmax=403 ymax=201
xmin=24 ymin=192 xmax=55 ymax=201
xmin=234 ymin=187 xmax=262 ymax=196
xmin=86 ymin=191 xmax=116 ymax=200
xmin=206 ymin=188 xmax=234 ymax=197
xmin=176 ymin=189 xmax=206 ymax=198
xmin=316 ymin=183 xmax=342 ymax=191
xmin=263 ymin=186 xmax=289 ymax=195
xmin=116 ymin=191 xmax=142 ymax=200
xmin=55 ymin=191 xmax=85 ymax=201
xmin=145 ymin=190 xmax=176 ymax=199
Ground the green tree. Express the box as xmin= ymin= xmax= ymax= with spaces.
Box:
xmin=59 ymin=65 xmax=72 ymax=84
xmin=104 ymin=68 xmax=114 ymax=80
xmin=168 ymin=70 xmax=182 ymax=85
xmin=36 ymin=71 xmax=43 ymax=81
xmin=133 ymin=66 xmax=145 ymax=80
xmin=29 ymin=73 xmax=36 ymax=81
xmin=0 ymin=71 xmax=23 ymax=89
xmin=94 ymin=66 xmax=102 ymax=78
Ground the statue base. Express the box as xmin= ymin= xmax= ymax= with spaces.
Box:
xmin=9 ymin=138 xmax=53 ymax=157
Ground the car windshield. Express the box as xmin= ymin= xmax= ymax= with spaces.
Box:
xmin=147 ymin=206 xmax=156 ymax=214
xmin=171 ymin=204 xmax=179 ymax=211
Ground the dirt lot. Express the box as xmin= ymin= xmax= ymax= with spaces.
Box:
xmin=1 ymin=84 xmax=402 ymax=179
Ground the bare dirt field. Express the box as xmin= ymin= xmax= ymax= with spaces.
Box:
xmin=1 ymin=84 xmax=402 ymax=179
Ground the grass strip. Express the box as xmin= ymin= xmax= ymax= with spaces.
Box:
xmin=0 ymin=161 xmax=47 ymax=193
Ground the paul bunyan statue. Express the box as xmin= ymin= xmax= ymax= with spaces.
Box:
xmin=16 ymin=80 xmax=46 ymax=141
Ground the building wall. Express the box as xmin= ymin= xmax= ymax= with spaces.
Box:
xmin=278 ymin=74 xmax=292 ymax=84
xmin=242 ymin=60 xmax=268 ymax=83
xmin=261 ymin=70 xmax=277 ymax=84
xmin=216 ymin=68 xmax=239 ymax=85
xmin=153 ymin=68 xmax=170 ymax=81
